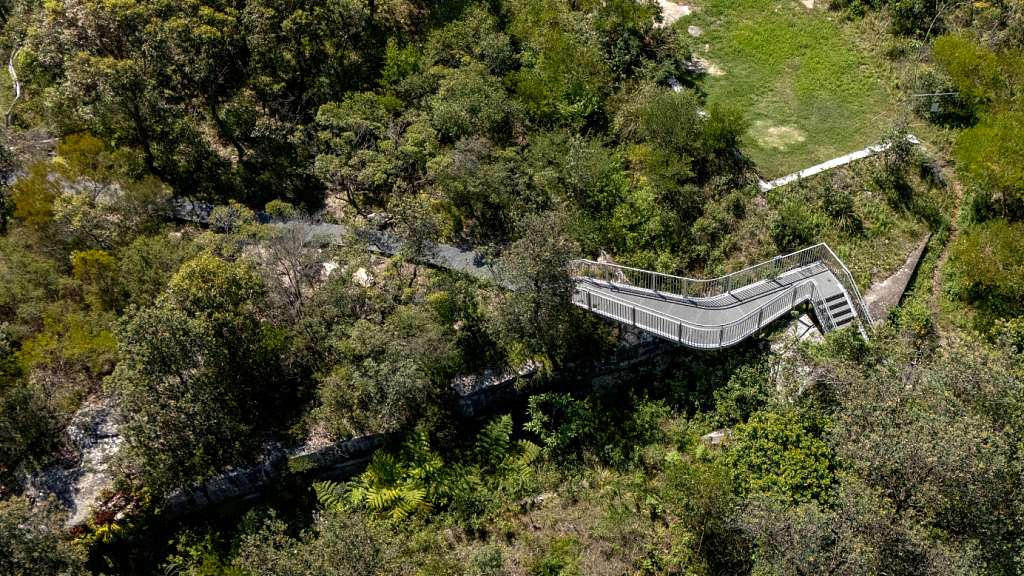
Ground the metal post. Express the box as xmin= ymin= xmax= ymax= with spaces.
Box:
xmin=604 ymin=263 xmax=609 ymax=282
xmin=791 ymin=286 xmax=798 ymax=309
xmin=651 ymin=273 xmax=656 ymax=292
xmin=678 ymin=322 xmax=683 ymax=343
xmin=718 ymin=327 xmax=725 ymax=347
xmin=586 ymin=291 xmax=592 ymax=310
xmin=757 ymin=308 xmax=764 ymax=330
xmin=631 ymin=306 xmax=636 ymax=326
xmin=727 ymin=274 xmax=732 ymax=293
xmin=683 ymin=278 xmax=687 ymax=298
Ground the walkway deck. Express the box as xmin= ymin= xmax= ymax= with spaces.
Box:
xmin=173 ymin=199 xmax=870 ymax=349
xmin=577 ymin=262 xmax=844 ymax=326
xmin=571 ymin=244 xmax=871 ymax=348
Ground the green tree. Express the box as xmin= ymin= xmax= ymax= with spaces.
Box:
xmin=0 ymin=496 xmax=86 ymax=576
xmin=106 ymin=300 xmax=251 ymax=491
xmin=831 ymin=339 xmax=1020 ymax=570
xmin=952 ymin=112 xmax=1024 ymax=209
xmin=0 ymin=236 xmax=63 ymax=340
xmin=738 ymin=480 xmax=892 ymax=576
xmin=490 ymin=212 xmax=590 ymax=365
xmin=106 ymin=254 xmax=283 ymax=491
xmin=118 ymin=234 xmax=197 ymax=308
xmin=247 ymin=219 xmax=331 ymax=318
xmin=431 ymin=137 xmax=521 ymax=237
xmin=431 ymin=62 xmax=523 ymax=143
xmin=945 ymin=218 xmax=1024 ymax=320
xmin=315 ymin=93 xmax=437 ymax=214
xmin=317 ymin=305 xmax=457 ymax=436
xmin=72 ymin=249 xmax=121 ymax=312
xmin=658 ymin=457 xmax=748 ymax=574
xmin=0 ymin=140 xmax=15 ymax=235
xmin=0 ymin=332 xmax=60 ymax=491
xmin=236 ymin=511 xmax=398 ymax=576
xmin=11 ymin=161 xmax=60 ymax=228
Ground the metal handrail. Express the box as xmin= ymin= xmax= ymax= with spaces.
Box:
xmin=574 ymin=278 xmax=828 ymax=349
xmin=570 ymin=242 xmax=872 ymax=336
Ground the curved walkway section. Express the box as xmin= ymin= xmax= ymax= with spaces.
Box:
xmin=571 ymin=244 xmax=872 ymax=349
xmin=173 ymin=200 xmax=871 ymax=349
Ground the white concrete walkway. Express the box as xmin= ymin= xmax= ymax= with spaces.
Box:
xmin=757 ymin=135 xmax=921 ymax=191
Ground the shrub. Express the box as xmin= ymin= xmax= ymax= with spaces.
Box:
xmin=946 ymin=219 xmax=1024 ymax=320
xmin=467 ymin=544 xmax=507 ymax=576
xmin=728 ymin=411 xmax=834 ymax=504
xmin=769 ymin=200 xmax=816 ymax=252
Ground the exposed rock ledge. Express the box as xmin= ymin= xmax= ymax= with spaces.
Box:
xmin=21 ymin=395 xmax=122 ymax=528
xmin=24 ymin=321 xmax=676 ymax=527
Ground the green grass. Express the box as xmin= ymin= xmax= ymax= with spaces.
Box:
xmin=680 ymin=0 xmax=892 ymax=178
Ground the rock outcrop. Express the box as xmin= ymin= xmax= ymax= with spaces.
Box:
xmin=22 ymin=395 xmax=123 ymax=528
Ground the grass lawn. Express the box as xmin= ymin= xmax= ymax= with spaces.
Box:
xmin=678 ymin=0 xmax=893 ymax=178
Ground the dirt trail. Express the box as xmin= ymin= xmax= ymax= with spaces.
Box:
xmin=929 ymin=169 xmax=963 ymax=330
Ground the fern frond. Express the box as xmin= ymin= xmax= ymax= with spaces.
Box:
xmin=517 ymin=439 xmax=541 ymax=465
xmin=367 ymin=486 xmax=407 ymax=511
xmin=401 ymin=432 xmax=434 ymax=466
xmin=312 ymin=480 xmax=347 ymax=513
xmin=396 ymin=487 xmax=427 ymax=520
xmin=475 ymin=415 xmax=514 ymax=472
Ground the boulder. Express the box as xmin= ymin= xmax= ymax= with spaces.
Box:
xmin=701 ymin=429 xmax=732 ymax=448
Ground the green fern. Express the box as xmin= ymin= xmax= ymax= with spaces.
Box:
xmin=476 ymin=415 xmax=515 ymax=474
xmin=347 ymin=431 xmax=475 ymax=521
xmin=311 ymin=480 xmax=347 ymax=513
xmin=475 ymin=415 xmax=541 ymax=494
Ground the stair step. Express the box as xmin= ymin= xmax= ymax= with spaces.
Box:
xmin=825 ymin=293 xmax=845 ymax=303
xmin=835 ymin=316 xmax=854 ymax=327
xmin=828 ymin=300 xmax=849 ymax=311
xmin=832 ymin=307 xmax=853 ymax=319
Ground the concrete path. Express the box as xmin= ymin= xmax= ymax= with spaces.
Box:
xmin=862 ymin=234 xmax=930 ymax=322
xmin=757 ymin=135 xmax=921 ymax=191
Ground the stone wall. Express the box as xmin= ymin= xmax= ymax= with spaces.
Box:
xmin=24 ymin=321 xmax=676 ymax=527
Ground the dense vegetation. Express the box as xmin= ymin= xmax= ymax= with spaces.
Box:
xmin=0 ymin=0 xmax=1022 ymax=574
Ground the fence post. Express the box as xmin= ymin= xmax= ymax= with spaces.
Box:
xmin=727 ymin=274 xmax=732 ymax=293
xmin=604 ymin=263 xmax=609 ymax=282
xmin=631 ymin=305 xmax=636 ymax=326
xmin=677 ymin=322 xmax=683 ymax=343
xmin=791 ymin=286 xmax=798 ymax=309
xmin=718 ymin=327 xmax=725 ymax=348
xmin=586 ymin=291 xmax=592 ymax=311
xmin=683 ymin=278 xmax=687 ymax=298
xmin=757 ymin=307 xmax=764 ymax=330
xmin=651 ymin=273 xmax=656 ymax=292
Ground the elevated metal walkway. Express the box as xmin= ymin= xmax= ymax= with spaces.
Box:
xmin=571 ymin=244 xmax=872 ymax=349
xmin=173 ymin=200 xmax=871 ymax=350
